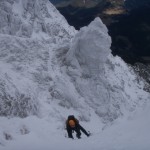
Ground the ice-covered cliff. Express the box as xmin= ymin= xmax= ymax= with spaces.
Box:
xmin=64 ymin=17 xmax=149 ymax=122
xmin=0 ymin=0 xmax=76 ymax=117
xmin=0 ymin=0 xmax=149 ymax=124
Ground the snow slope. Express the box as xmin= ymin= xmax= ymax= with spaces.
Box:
xmin=0 ymin=104 xmax=150 ymax=150
xmin=0 ymin=0 xmax=150 ymax=149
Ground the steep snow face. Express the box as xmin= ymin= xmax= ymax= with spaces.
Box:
xmin=0 ymin=0 xmax=149 ymax=123
xmin=65 ymin=17 xmax=149 ymax=122
xmin=0 ymin=0 xmax=76 ymax=117
xmin=0 ymin=0 xmax=75 ymax=39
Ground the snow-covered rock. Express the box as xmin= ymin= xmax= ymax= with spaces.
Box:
xmin=0 ymin=0 xmax=75 ymax=39
xmin=0 ymin=0 xmax=76 ymax=117
xmin=65 ymin=17 xmax=149 ymax=122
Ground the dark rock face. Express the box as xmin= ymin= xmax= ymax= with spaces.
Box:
xmin=50 ymin=0 xmax=150 ymax=64
xmin=110 ymin=0 xmax=150 ymax=64
xmin=110 ymin=5 xmax=150 ymax=64
xmin=55 ymin=0 xmax=105 ymax=8
xmin=56 ymin=0 xmax=125 ymax=29
xmin=125 ymin=0 xmax=150 ymax=10
xmin=50 ymin=0 xmax=69 ymax=5
xmin=57 ymin=5 xmax=104 ymax=29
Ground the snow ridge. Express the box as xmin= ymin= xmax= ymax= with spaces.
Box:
xmin=0 ymin=0 xmax=75 ymax=39
xmin=0 ymin=0 xmax=76 ymax=117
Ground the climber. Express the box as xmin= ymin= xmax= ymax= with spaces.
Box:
xmin=66 ymin=115 xmax=90 ymax=139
